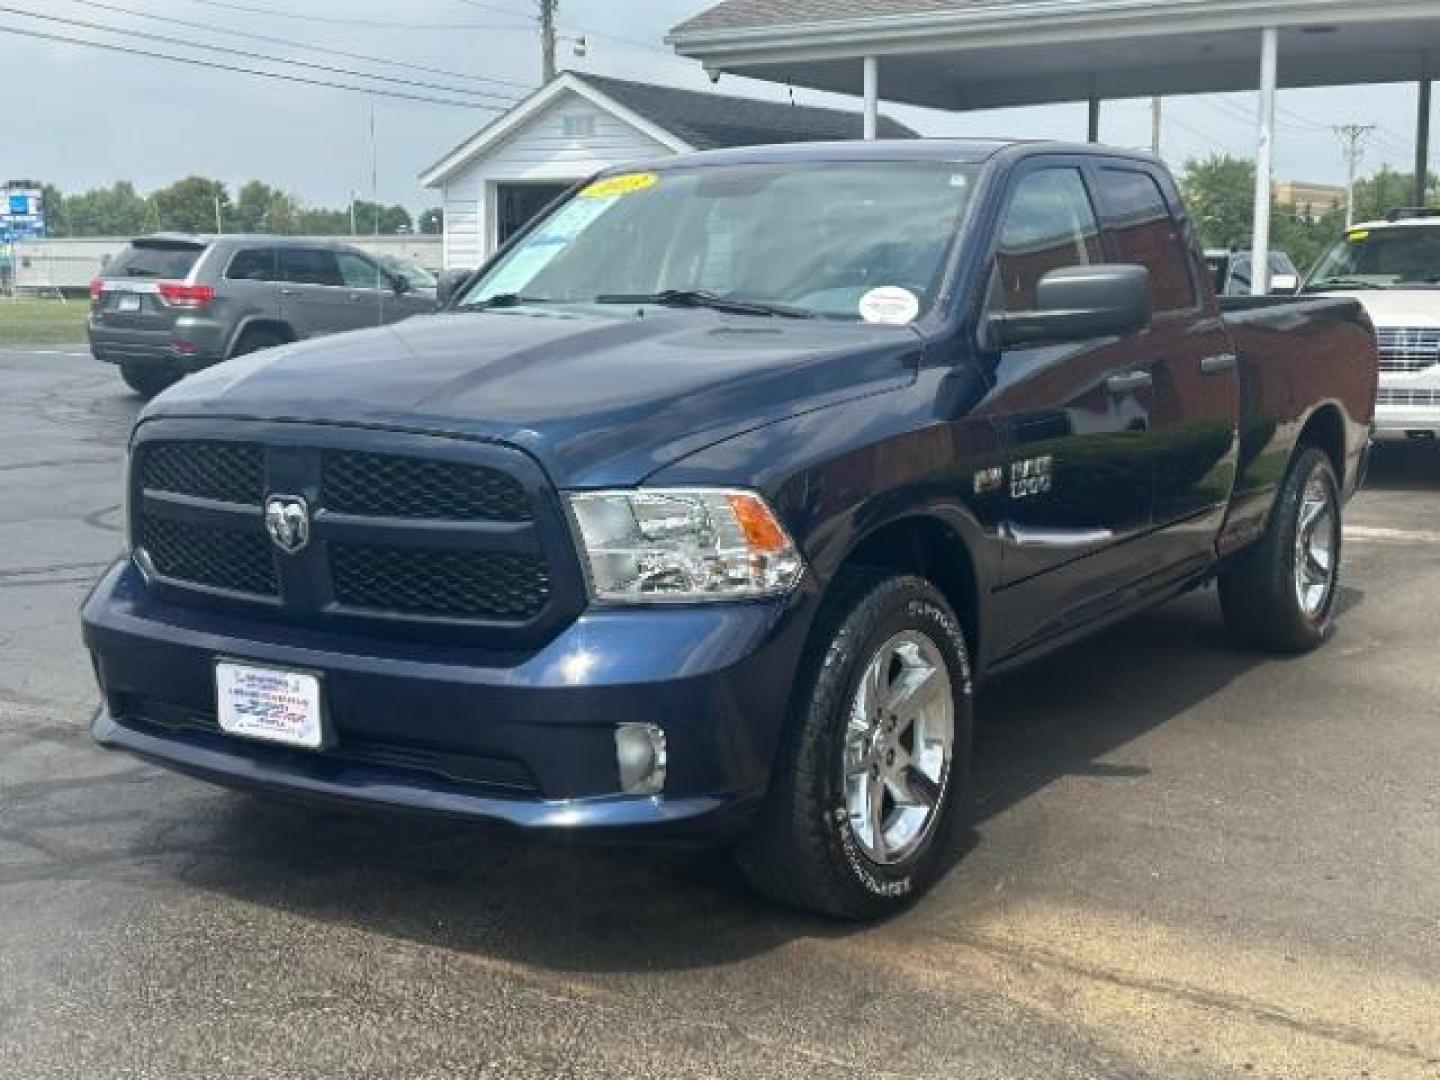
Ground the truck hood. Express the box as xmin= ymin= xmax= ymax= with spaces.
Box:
xmin=144 ymin=309 xmax=921 ymax=487
xmin=1320 ymin=289 xmax=1440 ymax=328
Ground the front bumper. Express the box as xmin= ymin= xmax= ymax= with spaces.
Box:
xmin=1374 ymin=404 xmax=1440 ymax=441
xmin=83 ymin=559 xmax=818 ymax=840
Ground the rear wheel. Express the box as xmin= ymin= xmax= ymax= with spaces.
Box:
xmin=737 ymin=571 xmax=973 ymax=920
xmin=231 ymin=327 xmax=289 ymax=358
xmin=1218 ymin=446 xmax=1342 ymax=653
xmin=118 ymin=362 xmax=178 ymax=399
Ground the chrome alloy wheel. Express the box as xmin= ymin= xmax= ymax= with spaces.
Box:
xmin=1294 ymin=470 xmax=1339 ymax=620
xmin=842 ymin=630 xmax=954 ymax=866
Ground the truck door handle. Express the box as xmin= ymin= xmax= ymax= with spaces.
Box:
xmin=1106 ymin=371 xmax=1153 ymax=395
xmin=1200 ymin=354 xmax=1237 ymax=376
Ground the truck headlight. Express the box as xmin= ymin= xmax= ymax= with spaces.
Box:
xmin=567 ymin=488 xmax=803 ymax=602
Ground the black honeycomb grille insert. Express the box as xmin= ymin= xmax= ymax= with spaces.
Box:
xmin=140 ymin=516 xmax=278 ymax=597
xmin=331 ymin=544 xmax=550 ymax=620
xmin=139 ymin=441 xmax=264 ymax=505
xmin=323 ymin=451 xmax=533 ymax=522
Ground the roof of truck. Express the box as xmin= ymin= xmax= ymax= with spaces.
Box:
xmin=623 ymin=138 xmax=1164 ymax=172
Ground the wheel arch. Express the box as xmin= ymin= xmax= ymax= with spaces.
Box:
xmin=1296 ymin=401 xmax=1346 ymax=481
xmin=226 ymin=318 xmax=296 ymax=359
xmin=826 ymin=511 xmax=985 ymax=671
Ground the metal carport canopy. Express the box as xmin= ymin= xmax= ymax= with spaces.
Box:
xmin=668 ymin=0 xmax=1440 ymax=293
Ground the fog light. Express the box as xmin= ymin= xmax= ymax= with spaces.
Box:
xmin=615 ymin=723 xmax=666 ymax=796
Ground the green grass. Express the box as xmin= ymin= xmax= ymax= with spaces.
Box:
xmin=0 ymin=298 xmax=90 ymax=346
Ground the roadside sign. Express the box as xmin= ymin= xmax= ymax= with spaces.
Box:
xmin=1 ymin=188 xmax=46 ymax=242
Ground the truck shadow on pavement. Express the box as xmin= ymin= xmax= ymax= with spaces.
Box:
xmin=173 ymin=583 xmax=1347 ymax=973
xmin=1363 ymin=441 xmax=1440 ymax=492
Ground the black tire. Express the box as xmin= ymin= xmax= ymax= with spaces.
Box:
xmin=231 ymin=327 xmax=289 ymax=358
xmin=737 ymin=571 xmax=974 ymax=920
xmin=1218 ymin=446 xmax=1343 ymax=654
xmin=118 ymin=362 xmax=178 ymax=399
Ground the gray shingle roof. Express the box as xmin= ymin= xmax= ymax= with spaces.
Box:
xmin=578 ymin=73 xmax=917 ymax=147
xmin=673 ymin=1 xmax=998 ymax=35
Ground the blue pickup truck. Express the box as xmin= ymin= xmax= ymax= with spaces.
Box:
xmin=82 ymin=141 xmax=1376 ymax=918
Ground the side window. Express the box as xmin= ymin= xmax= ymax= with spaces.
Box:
xmin=225 ymin=248 xmax=277 ymax=282
xmin=337 ymin=252 xmax=382 ymax=290
xmin=280 ymin=248 xmax=343 ymax=287
xmin=993 ymin=168 xmax=1103 ymax=311
xmin=1101 ymin=169 xmax=1197 ymax=312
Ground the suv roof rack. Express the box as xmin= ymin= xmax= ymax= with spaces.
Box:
xmin=1384 ymin=207 xmax=1440 ymax=222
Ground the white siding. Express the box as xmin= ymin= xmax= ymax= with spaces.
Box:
xmin=437 ymin=91 xmax=675 ymax=269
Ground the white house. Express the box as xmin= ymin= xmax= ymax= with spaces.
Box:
xmin=420 ymin=71 xmax=915 ymax=270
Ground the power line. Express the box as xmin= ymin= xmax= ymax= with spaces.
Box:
xmin=449 ymin=0 xmax=672 ymax=55
xmin=0 ymin=24 xmax=508 ymax=109
xmin=175 ymin=0 xmax=529 ymax=31
xmin=5 ymin=4 xmax=523 ymax=104
xmin=66 ymin=0 xmax=537 ymax=91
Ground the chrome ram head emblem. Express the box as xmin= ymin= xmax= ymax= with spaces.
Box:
xmin=264 ymin=495 xmax=311 ymax=555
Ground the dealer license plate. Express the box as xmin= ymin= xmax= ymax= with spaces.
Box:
xmin=216 ymin=661 xmax=326 ymax=750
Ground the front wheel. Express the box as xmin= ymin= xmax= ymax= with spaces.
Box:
xmin=1218 ymin=446 xmax=1342 ymax=653
xmin=737 ymin=572 xmax=973 ymax=920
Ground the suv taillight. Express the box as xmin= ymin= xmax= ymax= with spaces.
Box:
xmin=89 ymin=278 xmax=103 ymax=306
xmin=156 ymin=281 xmax=216 ymax=309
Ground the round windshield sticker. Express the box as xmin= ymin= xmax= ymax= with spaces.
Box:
xmin=580 ymin=172 xmax=658 ymax=199
xmin=858 ymin=286 xmax=920 ymax=325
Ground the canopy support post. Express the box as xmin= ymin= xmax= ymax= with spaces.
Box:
xmin=1087 ymin=97 xmax=1101 ymax=143
xmin=1251 ymin=27 xmax=1278 ymax=297
xmin=1417 ymin=68 xmax=1433 ymax=207
xmin=863 ymin=56 xmax=879 ymax=140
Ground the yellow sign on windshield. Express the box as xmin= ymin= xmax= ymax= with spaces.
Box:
xmin=1347 ymin=229 xmax=1370 ymax=242
xmin=580 ymin=172 xmax=658 ymax=199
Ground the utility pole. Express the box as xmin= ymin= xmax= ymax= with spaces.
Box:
xmin=539 ymin=0 xmax=558 ymax=83
xmin=1333 ymin=123 xmax=1377 ymax=227
xmin=1151 ymin=96 xmax=1162 ymax=155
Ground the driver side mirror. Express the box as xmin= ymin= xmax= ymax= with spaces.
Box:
xmin=436 ymin=268 xmax=472 ymax=307
xmin=389 ymin=273 xmax=411 ymax=296
xmin=991 ymin=264 xmax=1152 ymax=348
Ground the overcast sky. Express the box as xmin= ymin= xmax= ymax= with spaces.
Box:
xmin=4 ymin=0 xmax=1433 ymax=213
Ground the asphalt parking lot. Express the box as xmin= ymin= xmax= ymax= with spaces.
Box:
xmin=1 ymin=346 xmax=1438 ymax=1079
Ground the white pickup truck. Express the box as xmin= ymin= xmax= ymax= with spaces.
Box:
xmin=1306 ymin=209 xmax=1440 ymax=444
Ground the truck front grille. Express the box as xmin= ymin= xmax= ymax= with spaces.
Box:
xmin=322 ymin=451 xmax=532 ymax=522
xmin=1376 ymin=328 xmax=1440 ymax=373
xmin=1377 ymin=387 xmax=1440 ymax=407
xmin=131 ymin=429 xmax=579 ymax=642
xmin=140 ymin=515 xmax=279 ymax=598
xmin=331 ymin=544 xmax=550 ymax=620
xmin=139 ymin=441 xmax=265 ymax=505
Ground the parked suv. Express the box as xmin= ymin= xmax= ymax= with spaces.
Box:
xmin=1306 ymin=208 xmax=1440 ymax=443
xmin=88 ymin=235 xmax=438 ymax=396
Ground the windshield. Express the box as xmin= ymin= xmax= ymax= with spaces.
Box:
xmin=459 ymin=162 xmax=980 ymax=321
xmin=1306 ymin=226 xmax=1440 ymax=290
xmin=380 ymin=256 xmax=438 ymax=289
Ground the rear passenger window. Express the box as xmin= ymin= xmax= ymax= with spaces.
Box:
xmin=1102 ymin=169 xmax=1197 ymax=312
xmin=280 ymin=248 xmax=343 ymax=287
xmin=993 ymin=168 xmax=1103 ymax=311
xmin=226 ymin=248 xmax=277 ymax=282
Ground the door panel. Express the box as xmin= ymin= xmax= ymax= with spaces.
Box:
xmin=1096 ymin=166 xmax=1239 ymax=559
xmin=975 ymin=162 xmax=1166 ymax=662
xmin=279 ymin=248 xmax=372 ymax=337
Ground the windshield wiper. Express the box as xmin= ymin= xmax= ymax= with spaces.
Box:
xmin=458 ymin=293 xmax=562 ymax=310
xmin=593 ymin=289 xmax=813 ymax=319
xmin=1303 ymin=279 xmax=1385 ymax=292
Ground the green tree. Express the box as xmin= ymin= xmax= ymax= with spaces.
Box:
xmin=233 ymin=181 xmax=300 ymax=233
xmin=1350 ymin=166 xmax=1437 ymax=223
xmin=418 ymin=207 xmax=443 ymax=234
xmin=350 ymin=200 xmax=414 ymax=235
xmin=61 ymin=181 xmax=151 ymax=237
xmin=1180 ymin=154 xmax=1256 ymax=250
xmin=151 ymin=176 xmax=231 ymax=233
